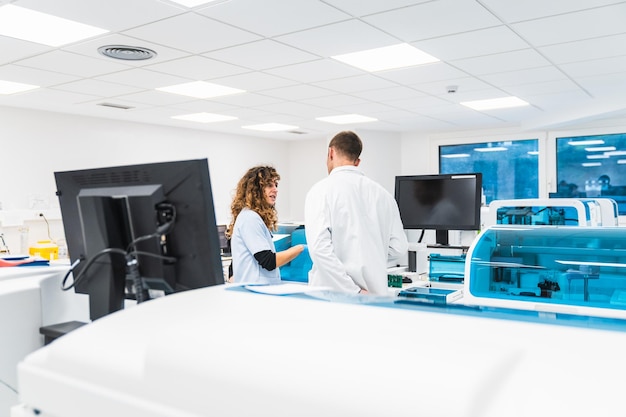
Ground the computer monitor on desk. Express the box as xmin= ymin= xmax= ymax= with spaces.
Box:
xmin=394 ymin=173 xmax=482 ymax=246
xmin=55 ymin=158 xmax=224 ymax=321
xmin=217 ymin=225 xmax=231 ymax=257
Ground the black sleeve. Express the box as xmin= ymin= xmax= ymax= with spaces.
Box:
xmin=254 ymin=250 xmax=277 ymax=271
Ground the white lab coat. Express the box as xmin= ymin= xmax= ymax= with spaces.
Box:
xmin=304 ymin=166 xmax=408 ymax=295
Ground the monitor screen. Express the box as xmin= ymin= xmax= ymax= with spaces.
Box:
xmin=394 ymin=173 xmax=482 ymax=245
xmin=217 ymin=225 xmax=231 ymax=256
xmin=55 ymin=158 xmax=224 ymax=321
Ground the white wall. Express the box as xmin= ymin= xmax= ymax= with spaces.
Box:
xmin=1 ymin=106 xmax=293 ymax=220
xmin=4 ymin=104 xmax=626 ymax=252
xmin=0 ymin=106 xmax=293 ymax=251
xmin=0 ymin=107 xmax=403 ymax=252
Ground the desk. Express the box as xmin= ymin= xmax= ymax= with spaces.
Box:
xmin=0 ymin=265 xmax=88 ymax=417
xmin=12 ymin=284 xmax=626 ymax=417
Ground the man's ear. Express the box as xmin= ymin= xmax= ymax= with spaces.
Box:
xmin=328 ymin=147 xmax=334 ymax=160
xmin=354 ymin=158 xmax=361 ymax=167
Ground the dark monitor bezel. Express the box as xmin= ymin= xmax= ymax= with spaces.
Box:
xmin=394 ymin=173 xmax=483 ymax=232
xmin=55 ymin=158 xmax=224 ymax=320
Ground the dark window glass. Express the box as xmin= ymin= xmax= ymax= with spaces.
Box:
xmin=439 ymin=139 xmax=538 ymax=204
xmin=556 ymin=132 xmax=626 ymax=214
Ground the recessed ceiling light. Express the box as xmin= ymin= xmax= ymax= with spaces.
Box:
xmin=461 ymin=97 xmax=529 ymax=111
xmin=332 ymin=43 xmax=439 ymax=72
xmin=441 ymin=153 xmax=470 ymax=158
xmin=0 ymin=4 xmax=108 ymax=47
xmin=316 ymin=114 xmax=377 ymax=124
xmin=582 ymin=162 xmax=602 ymax=167
xmin=156 ymin=81 xmax=245 ymax=99
xmin=0 ymin=79 xmax=39 ymax=94
xmin=242 ymin=123 xmax=298 ymax=132
xmin=172 ymin=112 xmax=237 ymax=123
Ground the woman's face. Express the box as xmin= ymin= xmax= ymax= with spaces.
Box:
xmin=264 ymin=180 xmax=278 ymax=206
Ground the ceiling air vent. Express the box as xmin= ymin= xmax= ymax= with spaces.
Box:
xmin=97 ymin=102 xmax=134 ymax=110
xmin=288 ymin=130 xmax=307 ymax=135
xmin=98 ymin=45 xmax=157 ymax=61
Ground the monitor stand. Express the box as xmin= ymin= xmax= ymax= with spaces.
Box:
xmin=435 ymin=230 xmax=449 ymax=246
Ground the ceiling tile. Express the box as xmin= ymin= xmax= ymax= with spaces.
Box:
xmin=260 ymin=84 xmax=335 ymax=101
xmin=211 ymin=72 xmax=296 ymax=92
xmin=451 ymin=49 xmax=552 ymax=76
xmin=95 ymin=68 xmax=191 ymax=90
xmin=51 ymin=79 xmax=144 ymax=97
xmin=479 ymin=66 xmax=570 ymax=87
xmin=276 ymin=20 xmax=398 ymax=57
xmin=377 ymin=62 xmax=468 ymax=85
xmin=0 ymin=64 xmax=78 ymax=86
xmin=204 ymin=40 xmax=319 ymax=70
xmin=15 ymin=0 xmax=185 ymax=32
xmin=363 ymin=0 xmax=502 ymax=42
xmin=14 ymin=50 xmax=131 ymax=77
xmin=561 ymin=55 xmax=626 ymax=79
xmin=253 ymin=101 xmax=329 ymax=118
xmin=0 ymin=35 xmax=52 ymax=65
xmin=0 ymin=87 xmax=99 ymax=107
xmin=116 ymin=90 xmax=198 ymax=106
xmin=511 ymin=3 xmax=626 ymax=47
xmin=414 ymin=26 xmax=530 ymax=61
xmin=577 ymin=72 xmax=626 ymax=97
xmin=265 ymin=59 xmax=362 ymax=83
xmin=145 ymin=55 xmax=249 ymax=80
xmin=502 ymin=79 xmax=581 ymax=97
xmin=122 ymin=13 xmax=261 ymax=54
xmin=300 ymin=94 xmax=368 ymax=108
xmin=312 ymin=74 xmax=398 ymax=94
xmin=384 ymin=95 xmax=454 ymax=111
xmin=169 ymin=99 xmax=236 ymax=113
xmin=479 ymin=0 xmax=622 ymax=23
xmin=350 ymin=86 xmax=424 ymax=102
xmin=210 ymin=92 xmax=283 ymax=108
xmin=539 ymin=34 xmax=626 ymax=65
xmin=321 ymin=0 xmax=430 ymax=17
xmin=411 ymin=77 xmax=494 ymax=96
xmin=197 ymin=0 xmax=350 ymax=37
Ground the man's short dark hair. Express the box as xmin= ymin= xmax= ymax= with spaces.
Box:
xmin=329 ymin=131 xmax=362 ymax=161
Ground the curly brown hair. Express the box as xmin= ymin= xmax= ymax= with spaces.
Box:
xmin=226 ymin=165 xmax=280 ymax=239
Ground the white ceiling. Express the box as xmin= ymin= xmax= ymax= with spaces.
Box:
xmin=1 ymin=0 xmax=626 ymax=140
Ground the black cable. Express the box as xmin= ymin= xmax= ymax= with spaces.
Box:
xmin=418 ymin=229 xmax=425 ymax=243
xmin=61 ymin=249 xmax=177 ymax=292
xmin=39 ymin=213 xmax=53 ymax=241
xmin=61 ymin=248 xmax=126 ymax=291
xmin=62 ymin=204 xmax=178 ymax=304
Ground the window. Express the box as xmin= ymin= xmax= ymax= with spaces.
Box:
xmin=439 ymin=139 xmax=538 ymax=204
xmin=556 ymin=132 xmax=626 ymax=214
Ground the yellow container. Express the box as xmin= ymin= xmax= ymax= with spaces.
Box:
xmin=29 ymin=240 xmax=59 ymax=260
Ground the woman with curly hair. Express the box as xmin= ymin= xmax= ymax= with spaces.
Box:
xmin=227 ymin=165 xmax=304 ymax=284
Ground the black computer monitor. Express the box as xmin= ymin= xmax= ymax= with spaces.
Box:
xmin=216 ymin=225 xmax=231 ymax=256
xmin=394 ymin=173 xmax=483 ymax=246
xmin=55 ymin=158 xmax=224 ymax=321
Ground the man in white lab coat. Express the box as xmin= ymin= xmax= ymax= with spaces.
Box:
xmin=304 ymin=131 xmax=408 ymax=295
